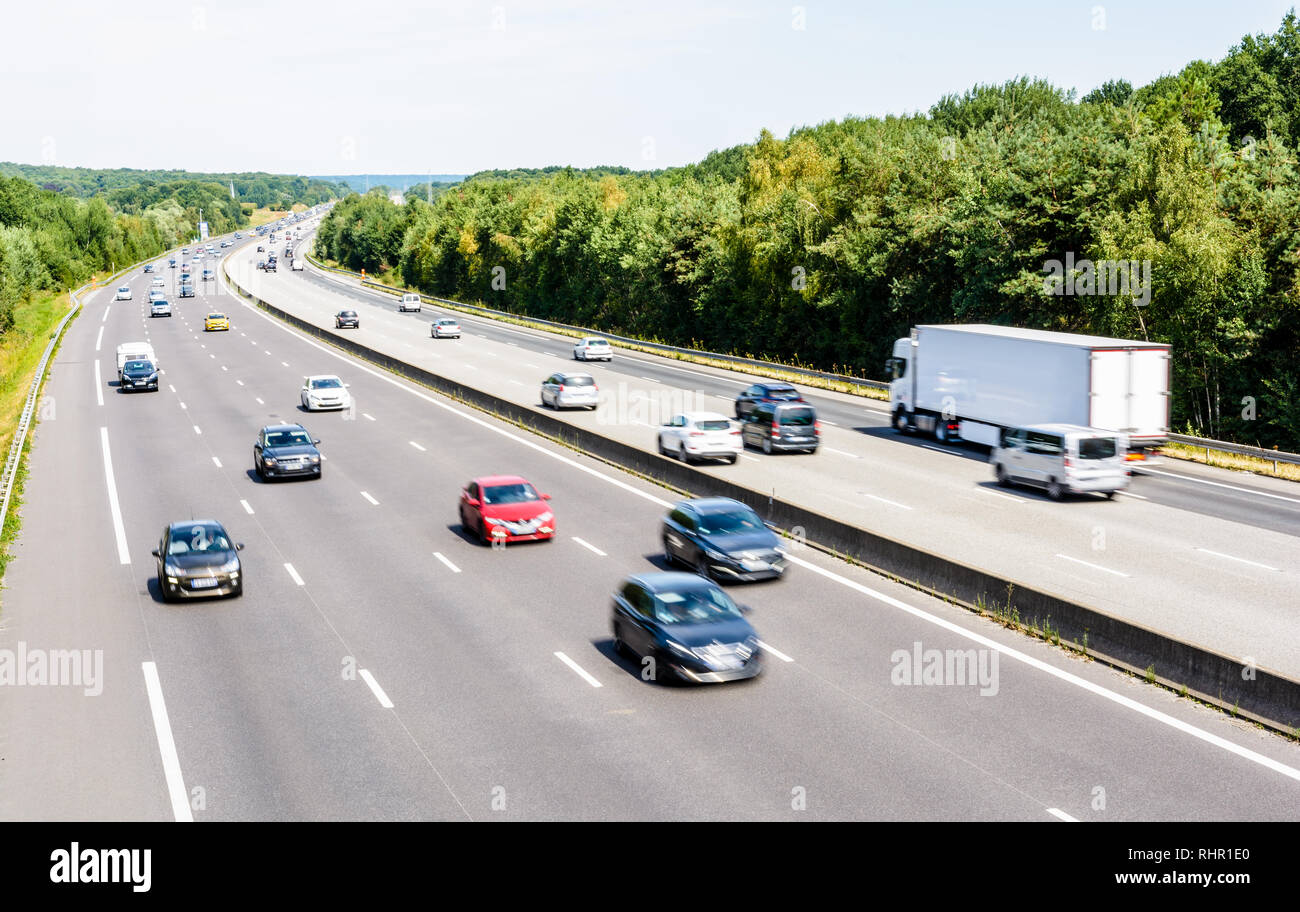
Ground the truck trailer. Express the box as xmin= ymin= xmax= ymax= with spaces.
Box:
xmin=887 ymin=324 xmax=1171 ymax=453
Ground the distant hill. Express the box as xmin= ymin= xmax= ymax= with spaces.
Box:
xmin=312 ymin=174 xmax=467 ymax=193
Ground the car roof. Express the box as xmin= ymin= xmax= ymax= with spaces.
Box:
xmin=582 ymin=337 xmax=609 ymax=343
xmin=167 ymin=519 xmax=225 ymax=531
xmin=679 ymin=411 xmax=730 ymax=423
xmin=557 ymin=371 xmax=594 ymax=379
xmin=473 ymin=474 xmax=531 ymax=486
xmin=675 ymin=496 xmax=749 ymax=514
xmin=303 ymin=374 xmax=342 ymax=381
xmin=259 ymin=423 xmax=307 ymax=433
xmin=207 ymin=312 xmax=225 ymax=317
xmin=626 ymin=571 xmax=718 ymax=592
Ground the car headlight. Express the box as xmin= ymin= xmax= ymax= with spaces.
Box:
xmin=147 ymin=373 xmax=158 ymax=381
xmin=483 ymin=517 xmax=506 ymax=526
xmin=537 ymin=511 xmax=554 ymax=522
xmin=309 ymin=455 xmax=320 ymax=463
xmin=218 ymin=558 xmax=240 ymax=573
xmin=164 ymin=562 xmax=186 ymax=577
xmin=666 ymin=640 xmax=694 ymax=658
xmin=703 ymin=547 xmax=728 ymax=561
xmin=264 ymin=456 xmax=277 ymax=465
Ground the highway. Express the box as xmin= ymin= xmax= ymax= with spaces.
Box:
xmin=224 ymin=234 xmax=1300 ymax=679
xmin=1 ymin=229 xmax=1299 ymax=821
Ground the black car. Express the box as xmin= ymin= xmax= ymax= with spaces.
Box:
xmin=179 ymin=282 xmax=195 ymax=297
xmin=662 ymin=497 xmax=786 ymax=582
xmin=120 ymin=359 xmax=159 ymax=392
xmin=254 ymin=423 xmax=322 ymax=480
xmin=611 ymin=572 xmax=762 ymax=684
xmin=152 ymin=520 xmax=244 ymax=602
xmin=335 ymin=310 xmax=359 ymax=329
xmin=733 ymin=382 xmax=805 ymax=420
xmin=740 ymin=402 xmax=820 ymax=454
xmin=143 ymin=263 xmax=153 ymax=274
xmin=265 ymin=259 xmax=277 ymax=272
xmin=257 ymin=245 xmax=265 ymax=252
xmin=168 ymin=258 xmax=177 ymax=268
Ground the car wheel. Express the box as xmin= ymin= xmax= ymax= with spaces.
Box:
xmin=159 ymin=576 xmax=174 ymax=603
xmin=658 ymin=436 xmax=667 ymax=456
xmin=727 ymin=455 xmax=737 ymax=464
xmin=678 ymin=444 xmax=692 ymax=464
xmin=663 ymin=535 xmax=676 ymax=566
xmin=995 ymin=464 xmax=1009 ymax=486
xmin=935 ymin=423 xmax=949 ymax=443
xmin=695 ymin=553 xmax=711 ymax=581
xmin=762 ymin=436 xmax=772 ymax=455
xmin=1047 ymin=479 xmax=1063 ymax=501
xmin=1105 ymin=490 xmax=1116 ymax=500
xmin=255 ymin=458 xmax=265 ymax=480
xmin=612 ymin=623 xmax=630 ymax=658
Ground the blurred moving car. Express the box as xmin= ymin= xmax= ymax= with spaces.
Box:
xmin=431 ymin=318 xmax=460 ymax=338
xmin=300 ymin=374 xmax=352 ymax=411
xmin=114 ymin=286 xmax=132 ymax=301
xmin=661 ymin=497 xmax=786 ymax=582
xmin=733 ymin=382 xmax=805 ymax=420
xmin=119 ymin=359 xmax=159 ymax=392
xmin=990 ymin=423 xmax=1130 ymax=500
xmin=458 ymin=475 xmax=555 ymax=545
xmin=540 ymin=372 xmax=598 ymax=410
xmin=573 ymin=337 xmax=612 ymax=361
xmin=611 ymin=572 xmax=762 ymax=683
xmin=253 ymin=423 xmax=322 ymax=481
xmin=335 ymin=310 xmax=359 ymax=329
xmin=204 ymin=312 xmax=229 ymax=331
xmin=152 ymin=520 xmax=244 ymax=602
xmin=657 ymin=412 xmax=742 ymax=465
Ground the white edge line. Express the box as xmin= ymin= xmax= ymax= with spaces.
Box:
xmin=141 ymin=662 xmax=193 ymax=822
xmin=359 ymin=669 xmax=395 ymax=708
xmin=757 ymin=640 xmax=793 ymax=662
xmin=1046 ymin=808 xmax=1077 ymax=822
xmin=1139 ymin=467 xmax=1300 ymax=505
xmin=554 ymin=651 xmax=603 ymax=687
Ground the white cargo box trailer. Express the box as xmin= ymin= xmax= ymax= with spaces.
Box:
xmin=887 ymin=325 xmax=1171 ymax=450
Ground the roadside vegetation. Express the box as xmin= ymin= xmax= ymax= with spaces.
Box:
xmin=315 ymin=12 xmax=1300 ymax=452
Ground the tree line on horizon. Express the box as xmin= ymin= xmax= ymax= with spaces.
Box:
xmin=313 ymin=12 xmax=1300 ymax=450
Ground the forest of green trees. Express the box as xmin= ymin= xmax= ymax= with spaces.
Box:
xmin=314 ymin=12 xmax=1300 ymax=450
xmin=0 ymin=168 xmax=341 ymax=333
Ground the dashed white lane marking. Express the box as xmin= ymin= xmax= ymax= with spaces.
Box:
xmin=99 ymin=427 xmax=130 ymax=564
xmin=571 ymin=537 xmax=606 ymax=556
xmin=94 ymin=361 xmax=103 ymax=406
xmin=95 ymin=326 xmax=104 ymax=350
xmin=823 ymin=446 xmax=860 ymax=458
xmin=240 ymin=499 xmax=254 ymax=514
xmin=978 ymin=487 xmax=1025 ymax=503
xmin=859 ymin=492 xmax=912 ymax=510
xmin=359 ymin=669 xmax=394 ymax=708
xmin=1055 ymin=553 xmax=1130 ymax=578
xmin=237 ymin=380 xmax=245 ymax=386
xmin=212 ymin=456 xmax=222 ymax=468
xmin=1194 ymin=548 xmax=1279 ymax=573
xmin=1046 ymin=808 xmax=1078 ymax=822
xmin=284 ymin=563 xmax=305 ymax=586
xmin=409 ymin=441 xmax=426 ymax=452
xmin=141 ymin=662 xmax=193 ymax=823
xmin=361 ymin=491 xmax=380 ymax=506
xmin=554 ymin=652 xmax=602 ymax=688
xmin=363 ymin=413 xmax=375 ymax=421
xmin=1114 ymin=490 xmax=1147 ymax=500
xmin=433 ymin=552 xmax=461 ymax=573
xmin=255 ymin=397 xmax=264 ymax=405
xmin=192 ymin=425 xmax=202 ymax=435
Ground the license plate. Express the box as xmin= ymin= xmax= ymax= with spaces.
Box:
xmin=190 ymin=577 xmax=219 ymax=589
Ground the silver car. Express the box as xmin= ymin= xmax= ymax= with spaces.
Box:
xmin=431 ymin=318 xmax=461 ymax=338
xmin=990 ymin=423 xmax=1130 ymax=500
xmin=541 ymin=372 xmax=598 ymax=410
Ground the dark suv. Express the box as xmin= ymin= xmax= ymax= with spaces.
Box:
xmin=733 ymin=382 xmax=805 ymax=420
xmin=254 ymin=424 xmax=322 ymax=480
xmin=740 ymin=402 xmax=819 ymax=454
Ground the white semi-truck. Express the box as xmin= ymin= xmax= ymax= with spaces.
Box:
xmin=887 ymin=324 xmax=1171 ymax=452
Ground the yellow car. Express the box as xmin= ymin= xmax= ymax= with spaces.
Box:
xmin=204 ymin=312 xmax=230 ymax=332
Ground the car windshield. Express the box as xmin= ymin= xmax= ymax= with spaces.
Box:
xmin=124 ymin=360 xmax=153 ymax=371
xmin=439 ymin=320 xmax=456 ymax=326
xmin=694 ymin=419 xmax=731 ymax=431
xmin=585 ymin=339 xmax=608 ymax=347
xmin=654 ymin=585 xmax=742 ymax=625
xmin=118 ymin=287 xmax=129 ymax=292
xmin=1078 ymin=436 xmax=1118 ymax=460
xmin=766 ymin=387 xmax=800 ymax=399
xmin=268 ymin=430 xmax=312 ymax=447
xmin=208 ymin=314 xmax=224 ymax=320
xmin=340 ymin=312 xmax=357 ymax=318
xmin=167 ymin=525 xmax=232 ymax=555
xmin=778 ymin=407 xmax=817 ymax=426
xmin=482 ymin=483 xmax=539 ymax=505
xmin=696 ymin=508 xmax=762 ymax=535
xmin=310 ymin=378 xmax=343 ymax=389
xmin=563 ymin=375 xmax=595 ymax=387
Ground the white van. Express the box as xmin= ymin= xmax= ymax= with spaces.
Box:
xmin=990 ymin=423 xmax=1129 ymax=500
xmin=398 ymin=293 xmax=422 ymax=312
xmin=116 ymin=342 xmax=158 ymax=381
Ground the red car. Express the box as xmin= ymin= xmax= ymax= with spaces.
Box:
xmin=459 ymin=475 xmax=556 ymax=544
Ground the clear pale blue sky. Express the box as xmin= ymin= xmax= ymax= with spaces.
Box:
xmin=1 ymin=1 xmax=1293 ymax=175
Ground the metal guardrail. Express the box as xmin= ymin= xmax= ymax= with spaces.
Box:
xmin=1168 ymin=433 xmax=1300 ymax=468
xmin=304 ymin=254 xmax=1300 ymax=471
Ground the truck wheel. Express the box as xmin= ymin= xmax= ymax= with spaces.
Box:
xmin=893 ymin=410 xmax=912 ymax=434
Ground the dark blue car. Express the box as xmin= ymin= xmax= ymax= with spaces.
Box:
xmin=662 ymin=497 xmax=786 ymax=582
xmin=611 ymin=572 xmax=762 ymax=684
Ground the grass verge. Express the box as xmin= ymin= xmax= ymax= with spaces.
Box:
xmin=1158 ymin=440 xmax=1300 ymax=483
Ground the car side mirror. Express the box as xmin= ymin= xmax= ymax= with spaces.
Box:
xmin=236 ymin=543 xmax=245 ymax=551
xmin=313 ymin=438 xmax=321 ymax=445
xmin=740 ymin=604 xmax=753 ymax=614
xmin=465 ymin=497 xmax=481 ymax=507
xmin=151 ymin=549 xmax=160 ymax=558
xmin=344 ymin=383 xmax=351 ymax=388
xmin=541 ymin=493 xmax=552 ymax=500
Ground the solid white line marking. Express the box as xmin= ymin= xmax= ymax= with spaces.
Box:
xmin=1139 ymin=467 xmax=1300 ymax=504
xmin=94 ymin=361 xmax=103 ymax=406
xmin=824 ymin=446 xmax=860 ymax=458
xmin=1046 ymin=808 xmax=1077 ymax=822
xmin=240 ymin=499 xmax=254 ymax=515
xmin=359 ymin=669 xmax=394 ymax=708
xmin=284 ymin=563 xmax=304 ymax=586
xmin=1195 ymin=548 xmax=1279 ymax=572
xmin=757 ymin=640 xmax=793 ymax=662
xmin=255 ymin=397 xmax=264 ymax=405
xmin=141 ymin=662 xmax=193 ymax=823
xmin=977 ymin=487 xmax=1025 ymax=503
xmin=1055 ymin=553 xmax=1130 ymax=578
xmin=99 ymin=428 xmax=130 ymax=564
xmin=361 ymin=491 xmax=379 ymax=505
xmin=192 ymin=425 xmax=202 ymax=435
xmin=94 ymin=326 xmax=104 ymax=351
xmin=1114 ymin=489 xmax=1147 ymax=500
xmin=554 ymin=651 xmax=603 ymax=687
xmin=363 ymin=413 xmax=375 ymax=421
xmin=739 ymin=453 xmax=761 ymax=462
xmin=212 ymin=456 xmax=222 ymax=468
xmin=433 ymin=552 xmax=461 ymax=573
xmin=860 ymin=492 xmax=912 ymax=510
xmin=780 ymin=550 xmax=1300 ymax=784
xmin=409 ymin=441 xmax=426 ymax=452
xmin=922 ymin=444 xmax=958 ymax=454
xmin=572 ymin=537 xmax=606 ymax=556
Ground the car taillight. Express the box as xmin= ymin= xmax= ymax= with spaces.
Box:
xmin=557 ymin=385 xmax=565 ymax=392
xmin=690 ymin=431 xmax=704 ymax=437
xmin=730 ymin=429 xmax=741 ymax=436
xmin=1064 ymin=456 xmax=1073 ymax=468
xmin=815 ymin=420 xmax=821 ymax=433
xmin=771 ymin=427 xmax=781 ymax=437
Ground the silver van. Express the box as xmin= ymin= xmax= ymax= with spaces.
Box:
xmin=990 ymin=423 xmax=1129 ymax=500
